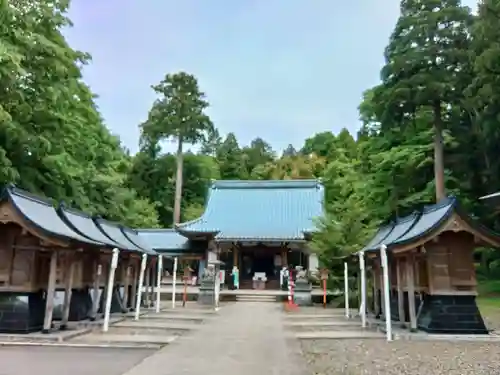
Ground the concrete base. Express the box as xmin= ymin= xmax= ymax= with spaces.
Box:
xmin=0 ymin=291 xmax=45 ymax=333
xmin=417 ymin=294 xmax=488 ymax=334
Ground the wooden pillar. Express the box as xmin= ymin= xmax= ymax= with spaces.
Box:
xmin=149 ymin=261 xmax=156 ymax=306
xmin=379 ymin=265 xmax=385 ymax=318
xmin=373 ymin=267 xmax=380 ymax=316
xmin=90 ymin=257 xmax=102 ymax=320
xmin=396 ymin=257 xmax=405 ymax=327
xmin=130 ymin=259 xmax=138 ymax=310
xmin=281 ymin=248 xmax=288 ymax=267
xmin=233 ymin=246 xmax=239 ymax=268
xmin=406 ymin=254 xmax=417 ymax=331
xmin=123 ymin=261 xmax=131 ymax=309
xmin=43 ymin=250 xmax=58 ymax=333
xmin=60 ymin=254 xmax=76 ymax=330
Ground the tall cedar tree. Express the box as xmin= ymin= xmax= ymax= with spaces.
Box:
xmin=142 ymin=72 xmax=213 ymax=224
xmin=374 ymin=0 xmax=473 ymax=201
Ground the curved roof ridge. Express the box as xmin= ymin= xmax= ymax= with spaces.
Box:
xmin=212 ymin=179 xmax=321 ymax=190
xmin=9 ymin=185 xmax=55 ymax=207
xmin=136 ymin=228 xmax=177 ymax=233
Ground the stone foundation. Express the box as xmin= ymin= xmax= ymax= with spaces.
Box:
xmin=417 ymin=294 xmax=488 ymax=334
xmin=0 ymin=291 xmax=45 ymax=333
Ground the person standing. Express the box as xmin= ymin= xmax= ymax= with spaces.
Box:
xmin=231 ymin=266 xmax=239 ymax=290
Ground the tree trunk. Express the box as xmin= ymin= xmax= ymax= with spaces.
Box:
xmin=173 ymin=137 xmax=184 ymax=224
xmin=433 ymin=102 xmax=446 ymax=202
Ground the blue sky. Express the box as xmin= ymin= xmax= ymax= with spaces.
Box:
xmin=64 ymin=0 xmax=478 ymax=154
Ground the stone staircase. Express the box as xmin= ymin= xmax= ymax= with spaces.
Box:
xmin=236 ymin=294 xmax=277 ymax=303
xmin=283 ymin=308 xmax=384 ymax=339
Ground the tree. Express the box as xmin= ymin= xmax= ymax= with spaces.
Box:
xmin=216 ymin=133 xmax=248 ymax=180
xmin=374 ymin=0 xmax=474 ymax=201
xmin=282 ymin=144 xmax=297 ymax=158
xmin=0 ymin=0 xmax=159 ymax=227
xmin=141 ymin=72 xmax=213 ymax=224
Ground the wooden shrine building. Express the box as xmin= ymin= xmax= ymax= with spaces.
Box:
xmin=138 ymin=179 xmax=324 ymax=289
xmin=361 ymin=196 xmax=500 ymax=334
xmin=0 ymin=185 xmax=156 ymax=334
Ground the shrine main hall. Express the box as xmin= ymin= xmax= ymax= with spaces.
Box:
xmin=138 ymin=179 xmax=324 ymax=289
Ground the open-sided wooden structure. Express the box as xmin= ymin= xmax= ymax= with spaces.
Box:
xmin=361 ymin=197 xmax=500 ymax=334
xmin=0 ymin=186 xmax=157 ymax=334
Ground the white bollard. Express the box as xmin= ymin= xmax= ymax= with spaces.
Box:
xmin=359 ymin=251 xmax=367 ymax=328
xmin=134 ymin=254 xmax=148 ymax=320
xmin=155 ymin=255 xmax=163 ymax=313
xmin=103 ymin=248 xmax=119 ymax=332
xmin=214 ymin=271 xmax=220 ymax=311
xmin=380 ymin=244 xmax=393 ymax=341
xmin=172 ymin=257 xmax=178 ymax=309
xmin=344 ymin=262 xmax=350 ymax=318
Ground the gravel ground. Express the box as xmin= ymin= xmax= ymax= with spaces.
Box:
xmin=301 ymin=339 xmax=500 ymax=375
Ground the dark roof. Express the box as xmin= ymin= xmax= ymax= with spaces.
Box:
xmin=363 ymin=224 xmax=395 ymax=252
xmin=391 ymin=197 xmax=454 ymax=247
xmin=360 ymin=196 xmax=499 ymax=253
xmin=94 ymin=218 xmax=155 ymax=255
xmin=57 ymin=205 xmax=120 ymax=247
xmin=368 ymin=212 xmax=420 ymax=251
xmin=5 ymin=187 xmax=101 ymax=246
xmin=176 ymin=179 xmax=324 ymax=241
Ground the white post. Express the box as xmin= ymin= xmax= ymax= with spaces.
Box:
xmin=103 ymin=248 xmax=119 ymax=333
xmin=380 ymin=244 xmax=393 ymax=341
xmin=359 ymin=251 xmax=367 ymax=328
xmin=344 ymin=262 xmax=350 ymax=318
xmin=172 ymin=257 xmax=178 ymax=309
xmin=155 ymin=255 xmax=163 ymax=313
xmin=214 ymin=269 xmax=220 ymax=311
xmin=134 ymin=254 xmax=148 ymax=320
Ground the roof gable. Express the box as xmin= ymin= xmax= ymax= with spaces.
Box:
xmin=176 ymin=179 xmax=324 ymax=241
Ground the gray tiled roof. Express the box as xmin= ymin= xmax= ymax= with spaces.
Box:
xmin=58 ymin=205 xmax=120 ymax=247
xmin=94 ymin=218 xmax=156 ymax=255
xmin=392 ymin=198 xmax=454 ymax=246
xmin=7 ymin=187 xmax=101 ymax=246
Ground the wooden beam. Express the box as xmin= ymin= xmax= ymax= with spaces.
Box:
xmin=90 ymin=257 xmax=102 ymax=320
xmin=60 ymin=254 xmax=76 ymax=330
xmin=396 ymin=258 xmax=405 ymax=327
xmin=373 ymin=267 xmax=380 ymax=316
xmin=42 ymin=250 xmax=58 ymax=333
xmin=406 ymin=254 xmax=417 ymax=331
xmin=130 ymin=259 xmax=138 ymax=310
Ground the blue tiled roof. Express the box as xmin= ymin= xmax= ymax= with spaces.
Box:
xmin=138 ymin=229 xmax=190 ymax=250
xmin=6 ymin=187 xmax=101 ymax=246
xmin=176 ymin=179 xmax=324 ymax=241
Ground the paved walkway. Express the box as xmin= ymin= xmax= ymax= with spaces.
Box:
xmin=122 ymin=302 xmax=307 ymax=375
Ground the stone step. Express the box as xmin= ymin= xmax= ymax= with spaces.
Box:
xmin=294 ymin=330 xmax=384 ymax=340
xmin=284 ymin=321 xmax=364 ymax=332
xmin=138 ymin=314 xmax=207 ymax=323
xmin=284 ymin=313 xmax=348 ymax=320
xmin=113 ymin=320 xmax=199 ymax=331
xmin=71 ymin=333 xmax=179 ymax=346
xmin=236 ymin=296 xmax=277 ymax=302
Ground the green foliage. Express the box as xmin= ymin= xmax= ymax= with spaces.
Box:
xmin=0 ymin=0 xmax=158 ymax=227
